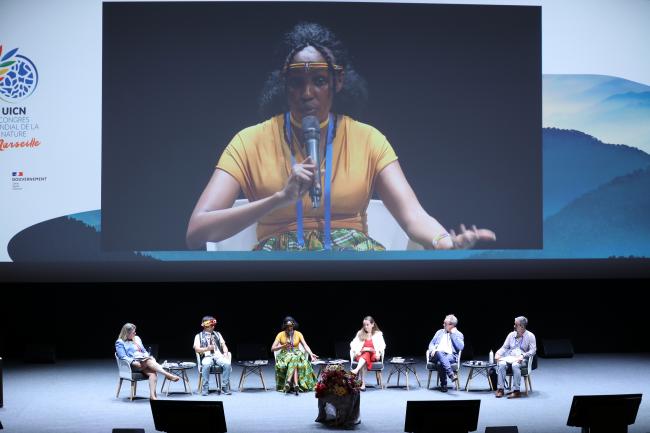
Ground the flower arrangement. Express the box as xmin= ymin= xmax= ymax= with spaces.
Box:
xmin=315 ymin=365 xmax=362 ymax=398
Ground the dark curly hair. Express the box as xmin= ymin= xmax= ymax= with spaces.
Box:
xmin=281 ymin=316 xmax=299 ymax=330
xmin=258 ymin=22 xmax=368 ymax=120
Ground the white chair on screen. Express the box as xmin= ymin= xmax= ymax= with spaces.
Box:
xmin=206 ymin=199 xmax=258 ymax=251
xmin=206 ymin=199 xmax=422 ymax=251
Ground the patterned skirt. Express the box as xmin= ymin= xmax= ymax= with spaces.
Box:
xmin=275 ymin=350 xmax=317 ymax=392
xmin=255 ymin=229 xmax=386 ymax=252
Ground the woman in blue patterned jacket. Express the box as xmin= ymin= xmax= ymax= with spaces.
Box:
xmin=115 ymin=323 xmax=179 ymax=400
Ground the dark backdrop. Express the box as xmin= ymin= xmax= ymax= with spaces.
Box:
xmin=2 ymin=279 xmax=647 ymax=361
xmin=102 ymin=2 xmax=541 ymax=251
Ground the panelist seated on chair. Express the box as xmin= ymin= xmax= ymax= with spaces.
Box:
xmin=494 ymin=315 xmax=537 ymax=399
xmin=184 ymin=22 xmax=497 ymax=253
xmin=194 ymin=316 xmax=233 ymax=396
xmin=271 ymin=316 xmax=319 ymax=394
xmin=428 ymin=314 xmax=464 ymax=393
xmin=115 ymin=323 xmax=179 ymax=400
xmin=349 ymin=316 xmax=386 ymax=390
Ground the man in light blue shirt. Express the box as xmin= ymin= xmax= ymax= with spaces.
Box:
xmin=495 ymin=316 xmax=536 ymax=399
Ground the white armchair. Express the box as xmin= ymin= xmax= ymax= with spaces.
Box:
xmin=195 ymin=351 xmax=229 ymax=394
xmin=115 ymin=353 xmax=148 ymax=401
xmin=206 ymin=199 xmax=422 ymax=251
xmin=350 ymin=348 xmax=385 ymax=389
xmin=505 ymin=354 xmax=536 ymax=395
xmin=426 ymin=349 xmax=462 ymax=390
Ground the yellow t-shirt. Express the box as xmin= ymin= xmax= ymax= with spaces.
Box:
xmin=275 ymin=331 xmax=303 ymax=348
xmin=217 ymin=114 xmax=398 ymax=241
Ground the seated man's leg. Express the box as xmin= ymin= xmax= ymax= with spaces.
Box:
xmin=510 ymin=362 xmax=522 ymax=392
xmin=214 ymin=356 xmax=232 ymax=392
xmin=201 ymin=356 xmax=214 ymax=395
xmin=497 ymin=361 xmax=508 ymax=391
xmin=435 ymin=362 xmax=444 ymax=386
xmin=434 ymin=352 xmax=454 ymax=385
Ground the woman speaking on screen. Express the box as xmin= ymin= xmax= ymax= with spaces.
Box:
xmin=186 ymin=22 xmax=495 ymax=251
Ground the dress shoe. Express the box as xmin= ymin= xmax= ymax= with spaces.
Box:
xmin=495 ymin=389 xmax=504 ymax=398
xmin=440 ymin=384 xmax=448 ymax=393
xmin=507 ymin=390 xmax=521 ymax=399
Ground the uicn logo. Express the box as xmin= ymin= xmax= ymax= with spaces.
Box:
xmin=0 ymin=45 xmax=39 ymax=103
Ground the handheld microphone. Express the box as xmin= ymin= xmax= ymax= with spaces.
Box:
xmin=301 ymin=115 xmax=321 ymax=208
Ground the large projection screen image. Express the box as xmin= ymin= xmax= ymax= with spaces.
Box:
xmin=101 ymin=2 xmax=541 ymax=253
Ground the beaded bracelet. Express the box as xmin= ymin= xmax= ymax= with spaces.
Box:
xmin=432 ymin=233 xmax=451 ymax=248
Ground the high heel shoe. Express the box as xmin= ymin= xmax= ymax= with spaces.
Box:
xmin=293 ymin=384 xmax=300 ymax=396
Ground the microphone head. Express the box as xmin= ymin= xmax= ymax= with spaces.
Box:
xmin=301 ymin=115 xmax=320 ymax=140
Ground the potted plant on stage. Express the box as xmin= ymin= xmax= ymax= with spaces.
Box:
xmin=315 ymin=365 xmax=362 ymax=427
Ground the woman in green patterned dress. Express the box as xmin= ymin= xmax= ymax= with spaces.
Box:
xmin=271 ymin=316 xmax=319 ymax=394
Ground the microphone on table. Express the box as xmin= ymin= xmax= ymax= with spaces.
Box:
xmin=301 ymin=115 xmax=321 ymax=208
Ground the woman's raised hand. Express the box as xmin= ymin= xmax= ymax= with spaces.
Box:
xmin=280 ymin=156 xmax=316 ymax=204
xmin=449 ymin=224 xmax=496 ymax=249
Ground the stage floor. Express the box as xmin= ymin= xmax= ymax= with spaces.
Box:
xmin=1 ymin=354 xmax=649 ymax=433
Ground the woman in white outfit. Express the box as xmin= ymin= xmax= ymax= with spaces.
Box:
xmin=350 ymin=316 xmax=386 ymax=390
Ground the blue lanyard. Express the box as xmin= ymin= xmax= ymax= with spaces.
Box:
xmin=288 ymin=330 xmax=294 ymax=352
xmin=285 ymin=112 xmax=334 ymax=250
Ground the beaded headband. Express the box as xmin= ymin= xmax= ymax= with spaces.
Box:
xmin=284 ymin=62 xmax=343 ymax=73
xmin=202 ymin=318 xmax=216 ymax=328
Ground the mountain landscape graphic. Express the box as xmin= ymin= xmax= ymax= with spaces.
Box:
xmin=544 ymin=74 xmax=650 ymax=153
